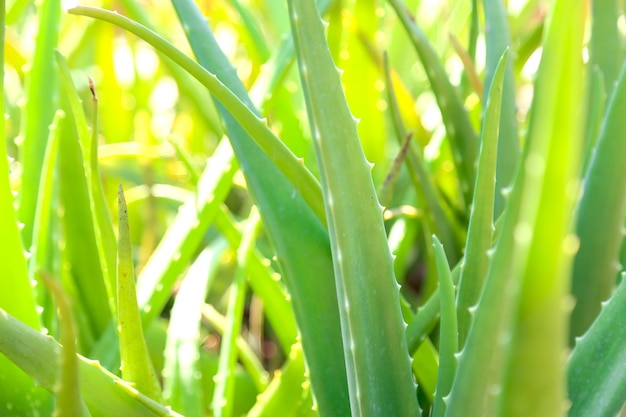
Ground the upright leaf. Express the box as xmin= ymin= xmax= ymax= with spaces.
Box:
xmin=117 ymin=185 xmax=163 ymax=404
xmin=570 ymin=56 xmax=626 ymax=342
xmin=446 ymin=0 xmax=586 ymax=415
xmin=431 ymin=236 xmax=457 ymax=417
xmin=289 ymin=0 xmax=420 ymax=415
xmin=482 ymin=0 xmax=520 ymax=217
xmin=17 ymin=0 xmax=60 ymax=249
xmin=456 ymin=50 xmax=508 ymax=347
xmin=0 ymin=0 xmax=52 ymax=412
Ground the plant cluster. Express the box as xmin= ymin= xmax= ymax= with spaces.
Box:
xmin=1 ymin=0 xmax=625 ymax=416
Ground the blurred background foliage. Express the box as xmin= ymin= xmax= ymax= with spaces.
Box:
xmin=6 ymin=0 xmax=547 ymax=299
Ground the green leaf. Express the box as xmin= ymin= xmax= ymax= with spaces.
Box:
xmin=568 ymin=273 xmax=626 ymax=417
xmin=289 ymin=0 xmax=420 ymax=414
xmin=117 ymin=185 xmax=164 ymax=404
xmin=430 ymin=235 xmax=457 ymax=417
xmin=570 ymin=56 xmax=626 ymax=342
xmin=0 ymin=7 xmax=52 ymax=408
xmin=57 ymin=97 xmax=111 ymax=347
xmin=28 ymin=108 xmax=63 ymax=343
xmin=482 ymin=0 xmax=520 ymax=217
xmin=0 ymin=308 xmax=183 ymax=417
xmin=446 ymin=0 xmax=586 ymax=414
xmin=55 ymin=50 xmax=117 ymax=318
xmin=456 ymin=49 xmax=508 ymax=347
xmin=17 ymin=0 xmax=60 ymax=249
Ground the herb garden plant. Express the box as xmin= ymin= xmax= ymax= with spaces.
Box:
xmin=1 ymin=0 xmax=625 ymax=415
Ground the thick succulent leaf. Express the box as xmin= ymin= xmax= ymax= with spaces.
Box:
xmin=482 ymin=0 xmax=520 ymax=217
xmin=289 ymin=0 xmax=420 ymax=414
xmin=456 ymin=50 xmax=508 ymax=347
xmin=568 ymin=274 xmax=626 ymax=417
xmin=570 ymin=56 xmax=626 ymax=342
xmin=446 ymin=1 xmax=586 ymax=415
xmin=117 ymin=185 xmax=164 ymax=404
xmin=17 ymin=0 xmax=60 ymax=249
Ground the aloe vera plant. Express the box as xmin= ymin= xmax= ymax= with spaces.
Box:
xmin=2 ymin=0 xmax=626 ymax=416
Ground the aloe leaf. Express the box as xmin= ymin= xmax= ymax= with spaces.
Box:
xmin=446 ymin=0 xmax=586 ymax=414
xmin=87 ymin=79 xmax=118 ymax=310
xmin=17 ymin=0 xmax=60 ymax=249
xmin=387 ymin=0 xmax=478 ymax=207
xmin=482 ymin=0 xmax=520 ymax=217
xmin=55 ymin=50 xmax=117 ymax=317
xmin=68 ymin=5 xmax=325 ymax=223
xmin=168 ymin=0 xmax=350 ymax=413
xmin=28 ymin=109 xmax=63 ymax=331
xmin=41 ymin=274 xmax=92 ymax=417
xmin=490 ymin=0 xmax=585 ymax=413
xmin=212 ymin=211 xmax=259 ymax=417
xmin=431 ymin=236 xmax=457 ymax=417
xmin=57 ymin=97 xmax=111 ymax=345
xmin=117 ymin=185 xmax=164 ymax=404
xmin=289 ymin=0 xmax=420 ymax=415
xmin=0 ymin=17 xmax=52 ymax=405
xmin=162 ymin=243 xmax=226 ymax=417
xmin=570 ymin=56 xmax=626 ymax=343
xmin=0 ymin=74 xmax=52 ymax=411
xmin=568 ymin=273 xmax=626 ymax=417
xmin=456 ymin=49 xmax=508 ymax=347
xmin=0 ymin=308 xmax=183 ymax=417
